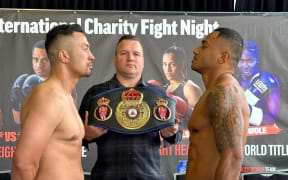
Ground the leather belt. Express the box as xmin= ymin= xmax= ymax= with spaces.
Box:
xmin=88 ymin=87 xmax=176 ymax=134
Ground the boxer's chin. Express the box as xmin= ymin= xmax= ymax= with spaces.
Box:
xmin=84 ymin=70 xmax=93 ymax=77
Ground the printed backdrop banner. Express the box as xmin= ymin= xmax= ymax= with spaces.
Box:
xmin=0 ymin=9 xmax=288 ymax=179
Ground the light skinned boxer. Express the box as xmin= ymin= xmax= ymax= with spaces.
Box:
xmin=186 ymin=27 xmax=250 ymax=180
xmin=11 ymin=24 xmax=95 ymax=180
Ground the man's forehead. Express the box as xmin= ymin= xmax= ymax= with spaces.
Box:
xmin=118 ymin=40 xmax=143 ymax=52
xmin=32 ymin=48 xmax=47 ymax=54
xmin=72 ymin=31 xmax=85 ymax=37
xmin=241 ymin=49 xmax=257 ymax=60
xmin=119 ymin=40 xmax=141 ymax=47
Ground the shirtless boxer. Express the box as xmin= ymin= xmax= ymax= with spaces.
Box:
xmin=186 ymin=27 xmax=250 ymax=180
xmin=11 ymin=24 xmax=95 ymax=180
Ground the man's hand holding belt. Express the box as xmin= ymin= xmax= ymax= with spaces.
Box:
xmin=160 ymin=118 xmax=180 ymax=138
xmin=84 ymin=111 xmax=108 ymax=141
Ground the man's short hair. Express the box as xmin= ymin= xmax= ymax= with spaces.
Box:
xmin=115 ymin=35 xmax=142 ymax=55
xmin=32 ymin=40 xmax=45 ymax=51
xmin=214 ymin=27 xmax=243 ymax=64
xmin=45 ymin=24 xmax=83 ymax=55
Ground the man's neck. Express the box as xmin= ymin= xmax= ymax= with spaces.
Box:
xmin=48 ymin=67 xmax=78 ymax=94
xmin=203 ymin=71 xmax=234 ymax=90
xmin=116 ymin=74 xmax=141 ymax=88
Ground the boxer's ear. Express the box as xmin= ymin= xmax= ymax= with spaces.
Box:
xmin=58 ymin=50 xmax=70 ymax=64
xmin=217 ymin=51 xmax=230 ymax=64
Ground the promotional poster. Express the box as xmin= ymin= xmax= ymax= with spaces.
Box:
xmin=0 ymin=10 xmax=288 ymax=179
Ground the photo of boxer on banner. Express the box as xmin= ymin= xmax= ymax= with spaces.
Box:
xmin=10 ymin=40 xmax=78 ymax=124
xmin=162 ymin=45 xmax=202 ymax=113
xmin=148 ymin=45 xmax=203 ymax=177
xmin=10 ymin=40 xmax=50 ymax=124
xmin=149 ymin=45 xmax=202 ymax=122
xmin=237 ymin=40 xmax=280 ymax=126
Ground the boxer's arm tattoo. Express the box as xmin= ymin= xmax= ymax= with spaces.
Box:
xmin=207 ymin=85 xmax=243 ymax=153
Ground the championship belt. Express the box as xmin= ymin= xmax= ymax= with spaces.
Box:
xmin=88 ymin=87 xmax=176 ymax=134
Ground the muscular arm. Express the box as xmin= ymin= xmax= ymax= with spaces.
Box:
xmin=184 ymin=80 xmax=202 ymax=108
xmin=207 ymin=85 xmax=244 ymax=180
xmin=11 ymin=91 xmax=63 ymax=180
